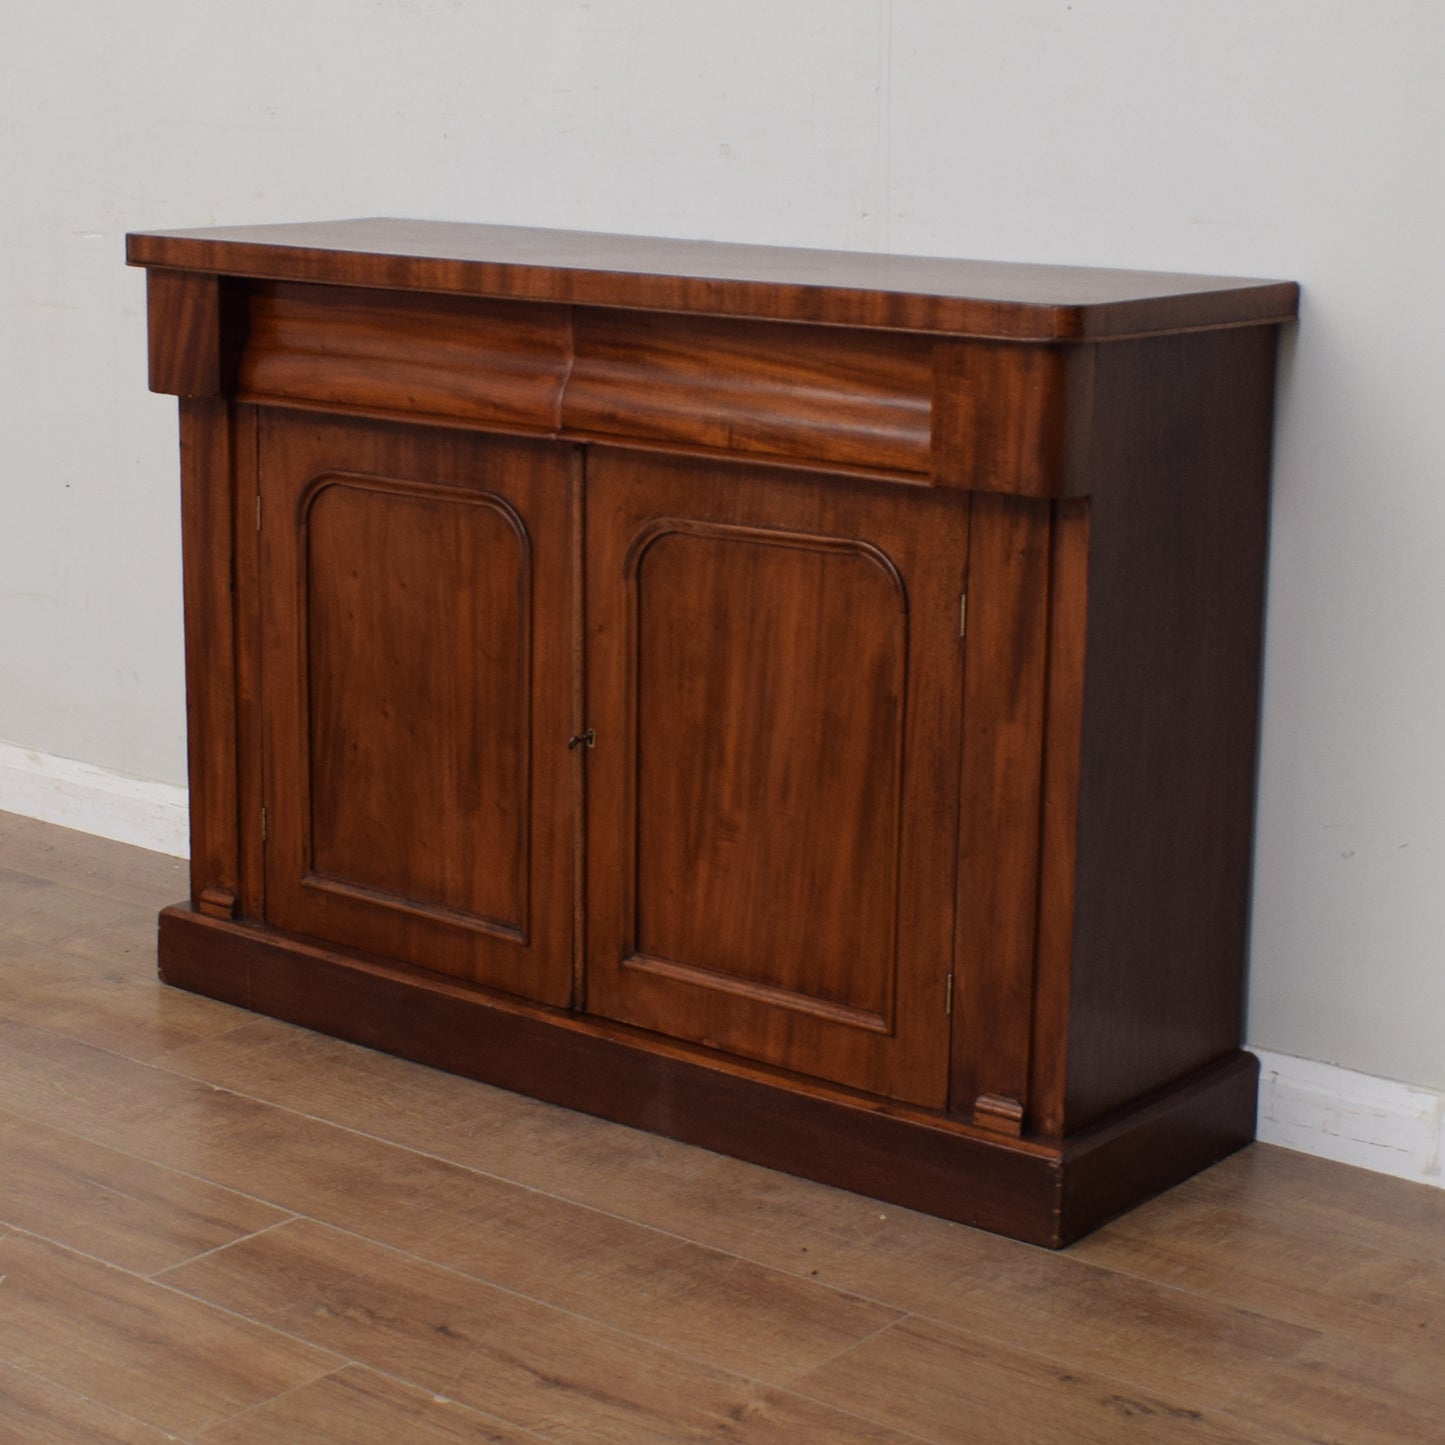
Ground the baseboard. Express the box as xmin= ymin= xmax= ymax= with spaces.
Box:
xmin=0 ymin=741 xmax=189 ymax=858
xmin=1253 ymin=1047 xmax=1444 ymax=1191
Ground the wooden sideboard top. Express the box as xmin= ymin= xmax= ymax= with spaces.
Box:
xmin=126 ymin=218 xmax=1297 ymax=341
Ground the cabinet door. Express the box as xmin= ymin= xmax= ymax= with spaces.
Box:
xmin=585 ymin=451 xmax=969 ymax=1106
xmin=258 ymin=413 xmax=575 ymax=1005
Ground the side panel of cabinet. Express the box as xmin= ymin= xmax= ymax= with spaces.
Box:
xmin=584 ymin=450 xmax=969 ymax=1107
xmin=257 ymin=412 xmax=575 ymax=1005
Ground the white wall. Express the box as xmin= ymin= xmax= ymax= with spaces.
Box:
xmin=3 ymin=2 xmax=1443 ymax=1094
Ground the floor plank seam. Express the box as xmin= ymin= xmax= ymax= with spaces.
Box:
xmin=772 ymin=1238 xmax=1336 ymax=1366
xmin=0 ymin=1212 xmax=562 ymax=1444
xmin=150 ymin=1215 xmax=301 ymax=1280
xmin=179 ymin=1366 xmax=347 ymax=1444
xmin=24 ymin=1186 xmax=906 ymax=1414
xmin=748 ymin=1311 xmax=960 ymax=1445
xmin=131 ymin=1033 xmax=985 ymax=1323
xmin=923 ymin=1249 xmax=1335 ymax=1343
xmin=11 ymin=997 xmax=1323 ymax=1374
xmin=245 ymin=1212 xmax=911 ymax=1397
xmin=869 ymin=1298 xmax=1321 ymax=1418
xmin=904 ymin=1277 xmax=1326 ymax=1349
xmin=1056 ymin=1245 xmax=1345 ymax=1339
xmin=0 ymin=1221 xmax=351 ymax=1373
xmin=769 ymin=1308 xmax=917 ymax=1386
xmin=0 ymin=1358 xmax=191 ymax=1443
xmin=777 ymin=1324 xmax=1251 ymax=1444
xmin=0 ymin=1090 xmax=316 ymax=1220
xmin=396 ymin=1318 xmax=947 ymax=1445
xmin=2 ymin=1026 xmax=942 ymax=1386
xmin=0 ymin=988 xmax=1370 ymax=1374
xmin=7 ymin=819 xmax=1443 ymax=1443
xmin=182 ymin=1365 xmax=556 ymax=1445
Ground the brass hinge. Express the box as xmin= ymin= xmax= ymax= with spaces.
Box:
xmin=958 ymin=591 xmax=967 ymax=640
xmin=945 ymin=974 xmax=954 ymax=1015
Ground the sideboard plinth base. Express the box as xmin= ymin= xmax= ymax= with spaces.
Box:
xmin=158 ymin=904 xmax=1259 ymax=1249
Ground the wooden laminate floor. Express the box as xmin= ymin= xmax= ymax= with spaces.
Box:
xmin=0 ymin=812 xmax=1441 ymax=1444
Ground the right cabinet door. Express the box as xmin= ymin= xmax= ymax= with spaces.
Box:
xmin=585 ymin=450 xmax=970 ymax=1107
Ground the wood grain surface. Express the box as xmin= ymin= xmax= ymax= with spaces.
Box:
xmin=239 ymin=281 xmax=571 ymax=431
xmin=177 ymin=398 xmax=241 ymax=919
xmin=257 ymin=415 xmax=575 ymax=1004
xmin=133 ymin=227 xmax=1290 ymax=1254
xmin=1058 ymin=327 xmax=1276 ymax=1130
xmin=566 ymin=309 xmax=933 ymax=474
xmin=2 ymin=814 xmax=1440 ymax=1444
xmin=584 ymin=451 xmax=968 ymax=1105
xmin=127 ymin=217 xmax=1299 ymax=339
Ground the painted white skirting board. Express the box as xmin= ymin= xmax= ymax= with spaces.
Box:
xmin=0 ymin=740 xmax=189 ymax=858
xmin=1 ymin=742 xmax=1441 ymax=1191
xmin=1253 ymin=1047 xmax=1444 ymax=1190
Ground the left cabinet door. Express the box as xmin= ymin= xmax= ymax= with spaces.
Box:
xmin=257 ymin=412 xmax=576 ymax=1006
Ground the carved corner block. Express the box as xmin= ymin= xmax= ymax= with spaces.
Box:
xmin=197 ymin=884 xmax=239 ymax=920
xmin=973 ymin=1092 xmax=1026 ymax=1137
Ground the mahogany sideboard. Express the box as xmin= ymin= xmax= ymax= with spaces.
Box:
xmin=127 ymin=219 xmax=1298 ymax=1246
